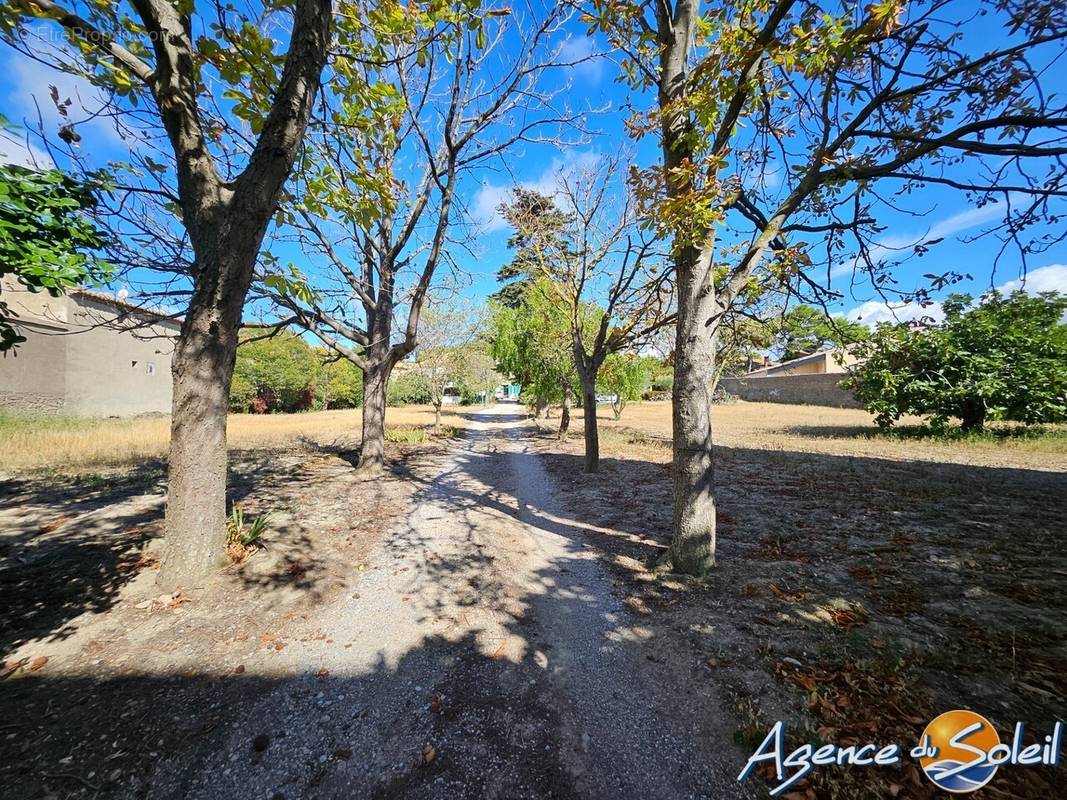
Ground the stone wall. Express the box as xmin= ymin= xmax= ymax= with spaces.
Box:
xmin=720 ymin=373 xmax=864 ymax=409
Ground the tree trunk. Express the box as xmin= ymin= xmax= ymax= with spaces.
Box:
xmin=558 ymin=383 xmax=572 ymax=441
xmin=667 ymin=247 xmax=719 ymax=574
xmin=656 ymin=0 xmax=717 ymax=575
xmin=578 ymin=369 xmax=599 ymax=472
xmin=359 ymin=359 xmax=391 ymax=473
xmin=434 ymin=402 xmax=441 ymax=433
xmin=960 ymin=399 xmax=986 ymax=432
xmin=158 ymin=276 xmax=242 ymax=590
xmin=534 ymin=398 xmax=548 ymax=419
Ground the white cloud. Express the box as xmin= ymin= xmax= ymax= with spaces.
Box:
xmin=0 ymin=133 xmax=54 ymax=168
xmin=845 ymin=263 xmax=1067 ymax=327
xmin=468 ymin=150 xmax=602 ymax=233
xmin=559 ymin=36 xmax=604 ymax=84
xmin=845 ymin=299 xmax=944 ymax=327
xmin=4 ymin=50 xmax=127 ymax=150
xmin=995 ymin=263 xmax=1067 ymax=295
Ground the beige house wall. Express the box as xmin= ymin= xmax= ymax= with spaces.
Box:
xmin=0 ymin=318 xmax=68 ymax=412
xmin=0 ymin=281 xmax=179 ymax=416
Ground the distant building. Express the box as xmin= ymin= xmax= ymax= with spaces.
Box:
xmin=743 ymin=348 xmax=857 ymax=377
xmin=0 ymin=279 xmax=179 ymax=416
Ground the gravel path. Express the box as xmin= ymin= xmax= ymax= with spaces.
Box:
xmin=149 ymin=404 xmax=742 ymax=799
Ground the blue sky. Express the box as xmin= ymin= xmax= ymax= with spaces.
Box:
xmin=2 ymin=9 xmax=1065 ymax=330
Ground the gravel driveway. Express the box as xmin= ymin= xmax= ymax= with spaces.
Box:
xmin=144 ymin=403 xmax=743 ymax=799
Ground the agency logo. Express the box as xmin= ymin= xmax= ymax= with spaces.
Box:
xmin=919 ymin=710 xmax=1000 ymax=793
xmin=737 ymin=713 xmax=1062 ymax=796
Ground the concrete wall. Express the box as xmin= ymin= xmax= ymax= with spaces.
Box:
xmin=0 ymin=318 xmax=67 ymax=412
xmin=64 ymin=295 xmax=177 ymax=416
xmin=720 ymin=373 xmax=864 ymax=409
xmin=0 ymin=283 xmax=179 ymax=416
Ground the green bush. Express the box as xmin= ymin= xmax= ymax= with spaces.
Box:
xmin=845 ymin=291 xmax=1067 ymax=431
xmin=231 ymin=332 xmax=322 ymax=413
xmin=651 ymin=374 xmax=674 ymax=392
xmin=387 ymin=371 xmax=431 ymax=405
xmin=316 ymin=359 xmax=363 ymax=409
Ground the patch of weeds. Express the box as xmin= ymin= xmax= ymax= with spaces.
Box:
xmin=226 ymin=505 xmax=270 ymax=563
xmin=385 ymin=427 xmax=428 ymax=443
xmin=861 ymin=422 xmax=1067 ymax=448
xmin=733 ymin=697 xmax=772 ymax=751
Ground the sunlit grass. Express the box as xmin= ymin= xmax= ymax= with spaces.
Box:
xmin=572 ymin=401 xmax=1067 ymax=471
xmin=0 ymin=405 xmax=471 ymax=472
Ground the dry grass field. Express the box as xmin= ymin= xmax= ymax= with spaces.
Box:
xmin=0 ymin=405 xmax=473 ymax=472
xmin=536 ymin=399 xmax=1067 ymax=798
xmin=578 ymin=400 xmax=1067 ymax=471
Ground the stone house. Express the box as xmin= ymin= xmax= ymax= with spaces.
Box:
xmin=0 ymin=279 xmax=179 ymax=416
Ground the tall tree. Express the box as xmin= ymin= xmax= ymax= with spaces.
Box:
xmin=588 ymin=0 xmax=1067 ymax=574
xmin=414 ymin=301 xmax=482 ymax=431
xmin=492 ymin=188 xmax=573 ymax=308
xmin=500 ymin=157 xmax=674 ymax=471
xmin=3 ymin=0 xmax=334 ymax=586
xmin=773 ymin=304 xmax=868 ymax=362
xmin=489 ymin=280 xmax=580 ymax=438
xmin=265 ymin=3 xmax=584 ymax=473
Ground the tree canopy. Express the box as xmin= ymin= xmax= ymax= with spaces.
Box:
xmin=773 ymin=305 xmax=869 ymax=362
xmin=0 ymin=165 xmax=111 ymax=351
xmin=845 ymin=291 xmax=1067 ymax=431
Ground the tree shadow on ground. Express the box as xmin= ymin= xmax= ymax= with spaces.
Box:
xmin=0 ymin=447 xmax=379 ymax=660
xmin=0 ymin=437 xmax=737 ymax=799
xmin=531 ymin=438 xmax=1067 ymax=760
xmin=780 ymin=422 xmax=1067 ymax=443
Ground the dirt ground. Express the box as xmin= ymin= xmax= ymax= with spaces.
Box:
xmin=537 ymin=401 xmax=1067 ymax=798
xmin=2 ymin=401 xmax=1064 ymax=799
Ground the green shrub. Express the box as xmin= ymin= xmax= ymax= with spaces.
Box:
xmin=845 ymin=291 xmax=1067 ymax=431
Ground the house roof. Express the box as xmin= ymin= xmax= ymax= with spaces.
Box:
xmin=71 ymin=289 xmax=183 ymax=326
xmin=745 ymin=349 xmax=835 ymax=377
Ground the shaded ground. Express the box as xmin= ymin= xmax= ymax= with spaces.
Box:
xmin=1 ymin=406 xmax=744 ymax=799
xmin=534 ymin=405 xmax=1067 ymax=798
xmin=4 ymin=400 xmax=1064 ymax=798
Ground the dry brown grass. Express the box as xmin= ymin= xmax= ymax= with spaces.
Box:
xmin=574 ymin=401 xmax=1067 ymax=471
xmin=0 ymin=405 xmax=471 ymax=472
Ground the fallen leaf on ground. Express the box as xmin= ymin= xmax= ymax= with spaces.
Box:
xmin=28 ymin=656 xmax=48 ymax=671
xmin=420 ymin=744 xmax=436 ymax=766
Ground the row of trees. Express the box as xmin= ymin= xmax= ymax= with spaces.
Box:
xmin=4 ymin=0 xmax=1064 ymax=584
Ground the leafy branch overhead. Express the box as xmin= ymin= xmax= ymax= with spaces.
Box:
xmin=0 ymin=164 xmax=112 ymax=351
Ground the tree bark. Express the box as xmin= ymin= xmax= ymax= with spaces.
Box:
xmin=359 ymin=358 xmax=391 ymax=473
xmin=159 ymin=295 xmax=240 ymax=587
xmin=434 ymin=402 xmax=442 ymax=433
xmin=578 ymin=368 xmax=600 ymax=472
xmin=960 ymin=399 xmax=986 ymax=432
xmin=149 ymin=0 xmax=333 ymax=589
xmin=667 ymin=249 xmax=719 ymax=574
xmin=558 ymin=382 xmax=572 ymax=440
